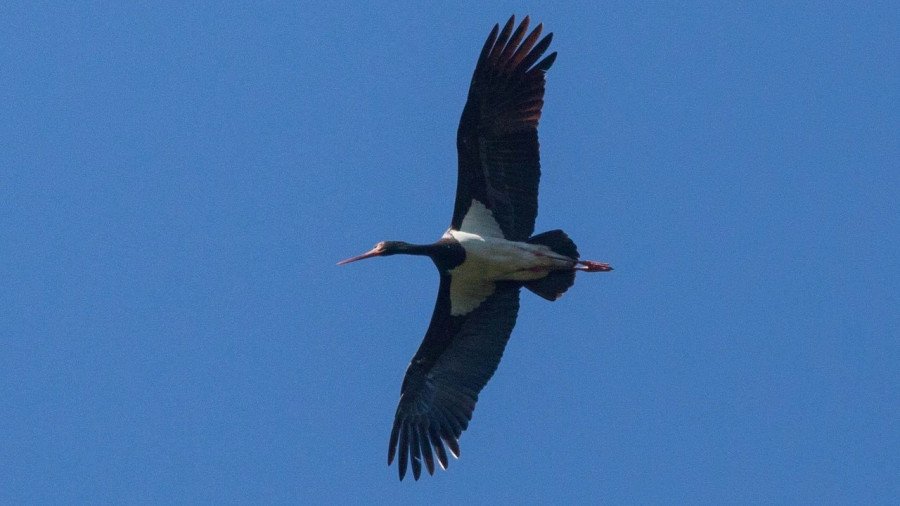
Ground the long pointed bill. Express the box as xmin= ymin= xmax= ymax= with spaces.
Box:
xmin=337 ymin=247 xmax=383 ymax=266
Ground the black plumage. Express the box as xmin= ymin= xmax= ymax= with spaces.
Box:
xmin=452 ymin=16 xmax=556 ymax=241
xmin=338 ymin=15 xmax=613 ymax=482
xmin=388 ymin=16 xmax=556 ymax=480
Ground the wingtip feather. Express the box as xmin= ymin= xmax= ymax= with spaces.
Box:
xmin=509 ymin=23 xmax=543 ymax=68
xmin=491 ymin=16 xmax=516 ymax=63
xmin=430 ymin=426 xmax=449 ymax=470
xmin=414 ymin=424 xmax=435 ymax=476
xmin=410 ymin=428 xmax=422 ymax=480
xmin=477 ymin=23 xmax=500 ymax=68
xmin=445 ymin=436 xmax=461 ymax=459
xmin=533 ymin=51 xmax=557 ymax=73
xmin=499 ymin=16 xmax=529 ymax=64
xmin=398 ymin=424 xmax=409 ymax=481
xmin=387 ymin=419 xmax=400 ymax=465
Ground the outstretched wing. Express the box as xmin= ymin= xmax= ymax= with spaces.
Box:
xmin=387 ymin=277 xmax=521 ymax=480
xmin=453 ymin=15 xmax=557 ymax=241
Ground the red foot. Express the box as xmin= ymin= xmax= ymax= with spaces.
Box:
xmin=579 ymin=260 xmax=613 ymax=272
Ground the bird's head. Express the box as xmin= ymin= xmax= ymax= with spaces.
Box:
xmin=337 ymin=241 xmax=411 ymax=265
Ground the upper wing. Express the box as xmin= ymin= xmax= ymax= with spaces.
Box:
xmin=387 ymin=276 xmax=521 ymax=480
xmin=452 ymin=16 xmax=557 ymax=241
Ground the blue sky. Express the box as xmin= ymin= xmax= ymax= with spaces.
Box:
xmin=2 ymin=2 xmax=897 ymax=503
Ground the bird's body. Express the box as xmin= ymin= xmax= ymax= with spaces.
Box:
xmin=449 ymin=229 xmax=574 ymax=282
xmin=446 ymin=233 xmax=566 ymax=313
xmin=339 ymin=16 xmax=612 ymax=480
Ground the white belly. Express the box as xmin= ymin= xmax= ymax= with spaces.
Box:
xmin=449 ymin=230 xmax=572 ymax=280
xmin=445 ymin=230 xmax=575 ymax=315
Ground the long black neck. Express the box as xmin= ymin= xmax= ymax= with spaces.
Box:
xmin=396 ymin=239 xmax=465 ymax=272
xmin=397 ymin=243 xmax=440 ymax=256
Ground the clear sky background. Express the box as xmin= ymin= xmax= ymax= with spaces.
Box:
xmin=2 ymin=2 xmax=897 ymax=503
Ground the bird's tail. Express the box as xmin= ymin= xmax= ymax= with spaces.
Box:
xmin=523 ymin=230 xmax=579 ymax=301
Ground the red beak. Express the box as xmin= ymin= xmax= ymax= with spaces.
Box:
xmin=337 ymin=246 xmax=384 ymax=266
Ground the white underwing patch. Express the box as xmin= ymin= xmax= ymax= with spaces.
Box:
xmin=458 ymin=200 xmax=504 ymax=238
xmin=448 ymin=277 xmax=495 ymax=316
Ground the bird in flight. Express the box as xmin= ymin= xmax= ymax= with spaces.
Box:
xmin=339 ymin=15 xmax=613 ymax=480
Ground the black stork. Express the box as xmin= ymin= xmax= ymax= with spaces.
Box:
xmin=339 ymin=16 xmax=613 ymax=480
